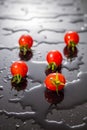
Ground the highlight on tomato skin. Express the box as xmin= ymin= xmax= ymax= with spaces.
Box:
xmin=46 ymin=50 xmax=63 ymax=71
xmin=44 ymin=73 xmax=66 ymax=93
xmin=10 ymin=61 xmax=28 ymax=84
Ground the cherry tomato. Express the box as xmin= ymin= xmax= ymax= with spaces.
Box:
xmin=10 ymin=61 xmax=28 ymax=83
xmin=44 ymin=73 xmax=66 ymax=93
xmin=46 ymin=50 xmax=63 ymax=71
xmin=19 ymin=34 xmax=33 ymax=48
xmin=19 ymin=34 xmax=33 ymax=55
xmin=64 ymin=31 xmax=79 ymax=45
xmin=64 ymin=31 xmax=79 ymax=50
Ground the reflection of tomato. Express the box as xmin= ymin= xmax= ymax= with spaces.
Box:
xmin=45 ymin=88 xmax=64 ymax=104
xmin=45 ymin=65 xmax=61 ymax=76
xmin=11 ymin=78 xmax=27 ymax=91
xmin=19 ymin=50 xmax=33 ymax=61
xmin=44 ymin=73 xmax=66 ymax=93
xmin=63 ymin=46 xmax=78 ymax=59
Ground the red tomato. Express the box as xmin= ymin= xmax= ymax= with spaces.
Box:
xmin=44 ymin=73 xmax=66 ymax=92
xmin=64 ymin=31 xmax=79 ymax=46
xmin=19 ymin=34 xmax=33 ymax=48
xmin=11 ymin=61 xmax=28 ymax=77
xmin=46 ymin=50 xmax=63 ymax=68
xmin=19 ymin=34 xmax=33 ymax=55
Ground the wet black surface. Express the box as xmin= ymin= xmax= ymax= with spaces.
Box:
xmin=0 ymin=0 xmax=87 ymax=130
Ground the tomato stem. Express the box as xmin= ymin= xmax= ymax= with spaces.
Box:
xmin=68 ymin=41 xmax=76 ymax=52
xmin=48 ymin=62 xmax=57 ymax=71
xmin=51 ymin=73 xmax=65 ymax=94
xmin=12 ymin=74 xmax=22 ymax=84
xmin=20 ymin=45 xmax=30 ymax=55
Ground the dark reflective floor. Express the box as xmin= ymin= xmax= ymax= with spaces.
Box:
xmin=0 ymin=0 xmax=87 ymax=130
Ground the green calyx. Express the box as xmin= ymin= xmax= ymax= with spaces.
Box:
xmin=50 ymin=73 xmax=64 ymax=94
xmin=12 ymin=74 xmax=22 ymax=84
xmin=68 ymin=41 xmax=76 ymax=52
xmin=48 ymin=62 xmax=57 ymax=71
xmin=20 ymin=45 xmax=30 ymax=55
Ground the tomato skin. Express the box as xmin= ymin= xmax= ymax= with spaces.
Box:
xmin=10 ymin=61 xmax=28 ymax=77
xmin=46 ymin=50 xmax=63 ymax=66
xmin=19 ymin=34 xmax=33 ymax=48
xmin=44 ymin=73 xmax=66 ymax=91
xmin=64 ymin=31 xmax=79 ymax=46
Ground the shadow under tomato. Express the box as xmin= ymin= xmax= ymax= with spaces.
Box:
xmin=44 ymin=88 xmax=64 ymax=104
xmin=45 ymin=65 xmax=62 ymax=76
xmin=63 ymin=46 xmax=78 ymax=60
xmin=11 ymin=78 xmax=28 ymax=91
xmin=19 ymin=50 xmax=33 ymax=61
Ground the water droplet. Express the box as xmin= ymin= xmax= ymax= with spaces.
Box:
xmin=16 ymin=124 xmax=20 ymax=129
xmin=0 ymin=95 xmax=3 ymax=99
xmin=0 ymin=86 xmax=3 ymax=90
